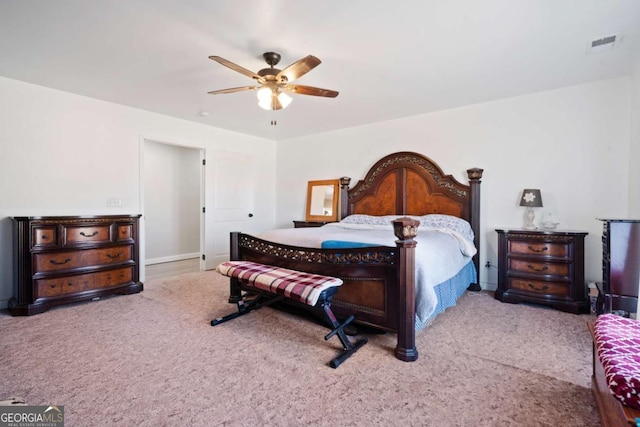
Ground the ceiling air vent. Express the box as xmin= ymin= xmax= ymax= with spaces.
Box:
xmin=587 ymin=33 xmax=622 ymax=54
xmin=591 ymin=35 xmax=617 ymax=48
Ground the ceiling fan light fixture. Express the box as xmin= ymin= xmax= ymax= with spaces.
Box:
xmin=277 ymin=91 xmax=292 ymax=108
xmin=256 ymin=86 xmax=272 ymax=104
xmin=256 ymin=86 xmax=292 ymax=111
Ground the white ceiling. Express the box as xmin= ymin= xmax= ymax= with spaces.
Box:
xmin=1 ymin=1 xmax=639 ymax=141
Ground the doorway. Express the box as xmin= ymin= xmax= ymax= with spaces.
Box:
xmin=142 ymin=139 xmax=204 ymax=281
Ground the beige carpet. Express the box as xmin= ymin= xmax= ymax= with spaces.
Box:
xmin=0 ymin=271 xmax=599 ymax=426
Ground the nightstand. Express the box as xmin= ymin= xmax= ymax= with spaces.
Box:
xmin=292 ymin=221 xmax=332 ymax=228
xmin=495 ymin=229 xmax=589 ymax=314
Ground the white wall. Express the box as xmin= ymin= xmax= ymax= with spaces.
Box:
xmin=630 ymin=61 xmax=640 ymax=217
xmin=276 ymin=77 xmax=632 ymax=290
xmin=144 ymin=141 xmax=200 ymax=262
xmin=0 ymin=76 xmax=276 ymax=308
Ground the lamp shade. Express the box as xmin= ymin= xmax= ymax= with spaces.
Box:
xmin=519 ymin=189 xmax=543 ymax=208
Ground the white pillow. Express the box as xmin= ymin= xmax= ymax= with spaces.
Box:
xmin=340 ymin=214 xmax=421 ymax=227
xmin=340 ymin=213 xmax=474 ymax=242
xmin=420 ymin=214 xmax=474 ymax=242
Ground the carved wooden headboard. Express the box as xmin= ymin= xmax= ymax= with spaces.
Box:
xmin=339 ymin=151 xmax=483 ymax=282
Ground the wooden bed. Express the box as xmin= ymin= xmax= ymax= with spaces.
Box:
xmin=227 ymin=151 xmax=483 ymax=361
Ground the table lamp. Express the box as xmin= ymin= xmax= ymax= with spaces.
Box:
xmin=520 ymin=189 xmax=543 ymax=230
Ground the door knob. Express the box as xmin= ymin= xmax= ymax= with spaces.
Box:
xmin=248 ymin=213 xmax=254 ymax=218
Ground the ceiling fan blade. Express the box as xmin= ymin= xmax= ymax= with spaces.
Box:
xmin=207 ymin=86 xmax=257 ymax=95
xmin=284 ymin=84 xmax=339 ymax=98
xmin=277 ymin=55 xmax=321 ymax=82
xmin=209 ymin=56 xmax=261 ymax=80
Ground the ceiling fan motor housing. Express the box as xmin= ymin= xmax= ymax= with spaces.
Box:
xmin=259 ymin=52 xmax=283 ymax=81
xmin=263 ymin=52 xmax=281 ymax=67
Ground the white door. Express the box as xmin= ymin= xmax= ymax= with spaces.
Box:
xmin=204 ymin=150 xmax=255 ymax=269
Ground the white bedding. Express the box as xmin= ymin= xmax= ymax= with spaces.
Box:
xmin=257 ymin=215 xmax=477 ymax=329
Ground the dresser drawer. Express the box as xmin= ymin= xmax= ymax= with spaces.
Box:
xmin=509 ymin=259 xmax=569 ymax=277
xmin=93 ymin=267 xmax=133 ymax=288
xmin=509 ymin=278 xmax=569 ymax=297
xmin=36 ymin=273 xmax=95 ymax=298
xmin=64 ymin=224 xmax=111 ymax=245
xmin=116 ymin=224 xmax=133 ymax=241
xmin=34 ymin=245 xmax=133 ymax=272
xmin=509 ymin=240 xmax=569 ymax=257
xmin=35 ymin=267 xmax=134 ymax=299
xmin=32 ymin=226 xmax=57 ymax=248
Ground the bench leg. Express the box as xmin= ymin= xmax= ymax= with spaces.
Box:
xmin=320 ymin=301 xmax=368 ymax=369
xmin=211 ymin=294 xmax=284 ymax=326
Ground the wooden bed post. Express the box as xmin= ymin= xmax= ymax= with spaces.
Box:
xmin=228 ymin=232 xmax=243 ymax=303
xmin=393 ymin=217 xmax=420 ymax=362
xmin=339 ymin=177 xmax=351 ymax=220
xmin=466 ymin=167 xmax=483 ymax=291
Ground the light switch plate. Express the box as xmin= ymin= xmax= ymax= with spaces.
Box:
xmin=107 ymin=198 xmax=122 ymax=207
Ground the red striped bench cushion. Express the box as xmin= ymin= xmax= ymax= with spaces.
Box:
xmin=594 ymin=313 xmax=640 ymax=410
xmin=216 ymin=261 xmax=343 ymax=307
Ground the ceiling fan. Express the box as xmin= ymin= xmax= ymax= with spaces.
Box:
xmin=208 ymin=52 xmax=339 ymax=111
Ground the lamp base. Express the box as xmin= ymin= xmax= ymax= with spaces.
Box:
xmin=523 ymin=208 xmax=536 ymax=230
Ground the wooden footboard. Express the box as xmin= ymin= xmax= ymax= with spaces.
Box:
xmin=589 ymin=322 xmax=640 ymax=426
xmin=228 ymin=217 xmax=420 ymax=362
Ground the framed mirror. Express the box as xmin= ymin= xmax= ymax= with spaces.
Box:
xmin=305 ymin=179 xmax=340 ymax=222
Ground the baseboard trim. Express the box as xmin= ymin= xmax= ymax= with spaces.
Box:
xmin=145 ymin=253 xmax=200 ymax=266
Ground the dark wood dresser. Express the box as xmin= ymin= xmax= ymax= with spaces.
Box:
xmin=9 ymin=215 xmax=143 ymax=316
xmin=495 ymin=229 xmax=589 ymax=314
xmin=596 ymin=219 xmax=640 ymax=315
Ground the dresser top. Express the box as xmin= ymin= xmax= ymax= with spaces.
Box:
xmin=597 ymin=218 xmax=640 ymax=223
xmin=495 ymin=228 xmax=588 ymax=236
xmin=13 ymin=214 xmax=141 ymax=221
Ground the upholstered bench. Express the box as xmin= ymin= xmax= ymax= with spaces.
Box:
xmin=590 ymin=314 xmax=640 ymax=426
xmin=212 ymin=260 xmax=367 ymax=368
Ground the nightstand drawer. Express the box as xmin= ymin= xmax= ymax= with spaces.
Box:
xmin=509 ymin=278 xmax=569 ymax=297
xmin=509 ymin=240 xmax=569 ymax=257
xmin=509 ymin=259 xmax=569 ymax=277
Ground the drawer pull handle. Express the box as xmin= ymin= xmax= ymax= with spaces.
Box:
xmin=528 ymin=283 xmax=549 ymax=291
xmin=50 ymin=257 xmax=71 ymax=265
xmin=527 ymin=264 xmax=548 ymax=272
xmin=80 ymin=231 xmax=99 ymax=237
xmin=106 ymin=252 xmax=122 ymax=259
xmin=67 ymin=282 xmax=73 ymax=286
xmin=527 ymin=245 xmax=548 ymax=253
xmin=50 ymin=284 xmax=56 ymax=289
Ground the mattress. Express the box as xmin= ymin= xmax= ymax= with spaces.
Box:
xmin=258 ymin=214 xmax=477 ymax=330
